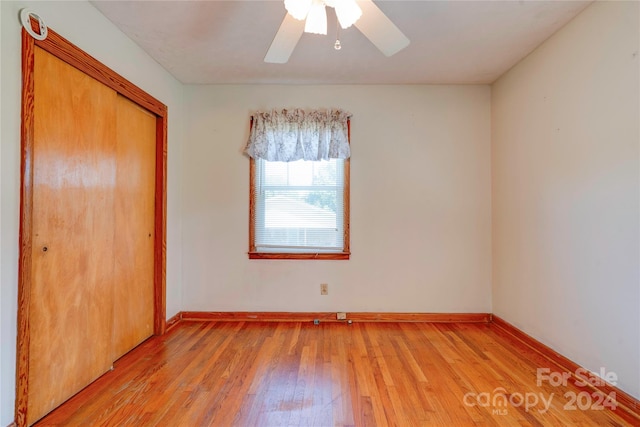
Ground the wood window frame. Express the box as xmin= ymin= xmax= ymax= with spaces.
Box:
xmin=248 ymin=121 xmax=351 ymax=260
xmin=16 ymin=22 xmax=168 ymax=426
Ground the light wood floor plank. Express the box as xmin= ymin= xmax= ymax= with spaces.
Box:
xmin=35 ymin=321 xmax=635 ymax=426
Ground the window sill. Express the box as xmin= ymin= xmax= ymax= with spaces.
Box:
xmin=248 ymin=252 xmax=350 ymax=260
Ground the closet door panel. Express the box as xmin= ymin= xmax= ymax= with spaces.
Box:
xmin=112 ymin=95 xmax=156 ymax=360
xmin=28 ymin=46 xmax=117 ymax=425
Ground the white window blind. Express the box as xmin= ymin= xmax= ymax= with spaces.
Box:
xmin=254 ymin=158 xmax=345 ymax=253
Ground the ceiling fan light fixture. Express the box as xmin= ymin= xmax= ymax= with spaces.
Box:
xmin=284 ymin=0 xmax=313 ymax=20
xmin=267 ymin=0 xmax=410 ymax=64
xmin=304 ymin=0 xmax=328 ymax=35
xmin=334 ymin=0 xmax=362 ymax=29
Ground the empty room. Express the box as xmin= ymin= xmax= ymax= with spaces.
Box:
xmin=0 ymin=0 xmax=638 ymax=426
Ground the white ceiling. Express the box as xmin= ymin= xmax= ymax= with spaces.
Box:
xmin=91 ymin=0 xmax=591 ymax=85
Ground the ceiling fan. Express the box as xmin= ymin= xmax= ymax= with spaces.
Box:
xmin=265 ymin=0 xmax=410 ymax=64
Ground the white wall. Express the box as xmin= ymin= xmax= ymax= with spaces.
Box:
xmin=0 ymin=1 xmax=184 ymax=424
xmin=182 ymin=85 xmax=492 ymax=314
xmin=0 ymin=2 xmax=5 ymax=425
xmin=492 ymin=1 xmax=639 ymax=399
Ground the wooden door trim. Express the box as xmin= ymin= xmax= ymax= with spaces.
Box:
xmin=154 ymin=117 xmax=168 ymax=335
xmin=16 ymin=26 xmax=36 ymax=427
xmin=16 ymin=26 xmax=167 ymax=426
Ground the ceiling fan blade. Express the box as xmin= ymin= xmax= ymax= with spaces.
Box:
xmin=264 ymin=13 xmax=305 ymax=63
xmin=354 ymin=0 xmax=410 ymax=57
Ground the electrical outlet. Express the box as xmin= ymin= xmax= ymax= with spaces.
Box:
xmin=337 ymin=312 xmax=347 ymax=320
xmin=320 ymin=283 xmax=328 ymax=295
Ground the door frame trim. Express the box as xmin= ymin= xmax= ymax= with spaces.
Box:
xmin=16 ymin=24 xmax=168 ymax=426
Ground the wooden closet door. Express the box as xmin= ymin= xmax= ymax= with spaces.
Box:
xmin=112 ymin=95 xmax=156 ymax=359
xmin=28 ymin=47 xmax=117 ymax=425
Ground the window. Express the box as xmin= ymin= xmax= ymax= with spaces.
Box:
xmin=246 ymin=108 xmax=351 ymax=260
xmin=249 ymin=157 xmax=350 ymax=259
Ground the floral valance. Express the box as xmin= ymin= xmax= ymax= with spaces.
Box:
xmin=245 ymin=108 xmax=351 ymax=162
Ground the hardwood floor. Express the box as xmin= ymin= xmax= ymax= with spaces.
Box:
xmin=35 ymin=321 xmax=635 ymax=426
